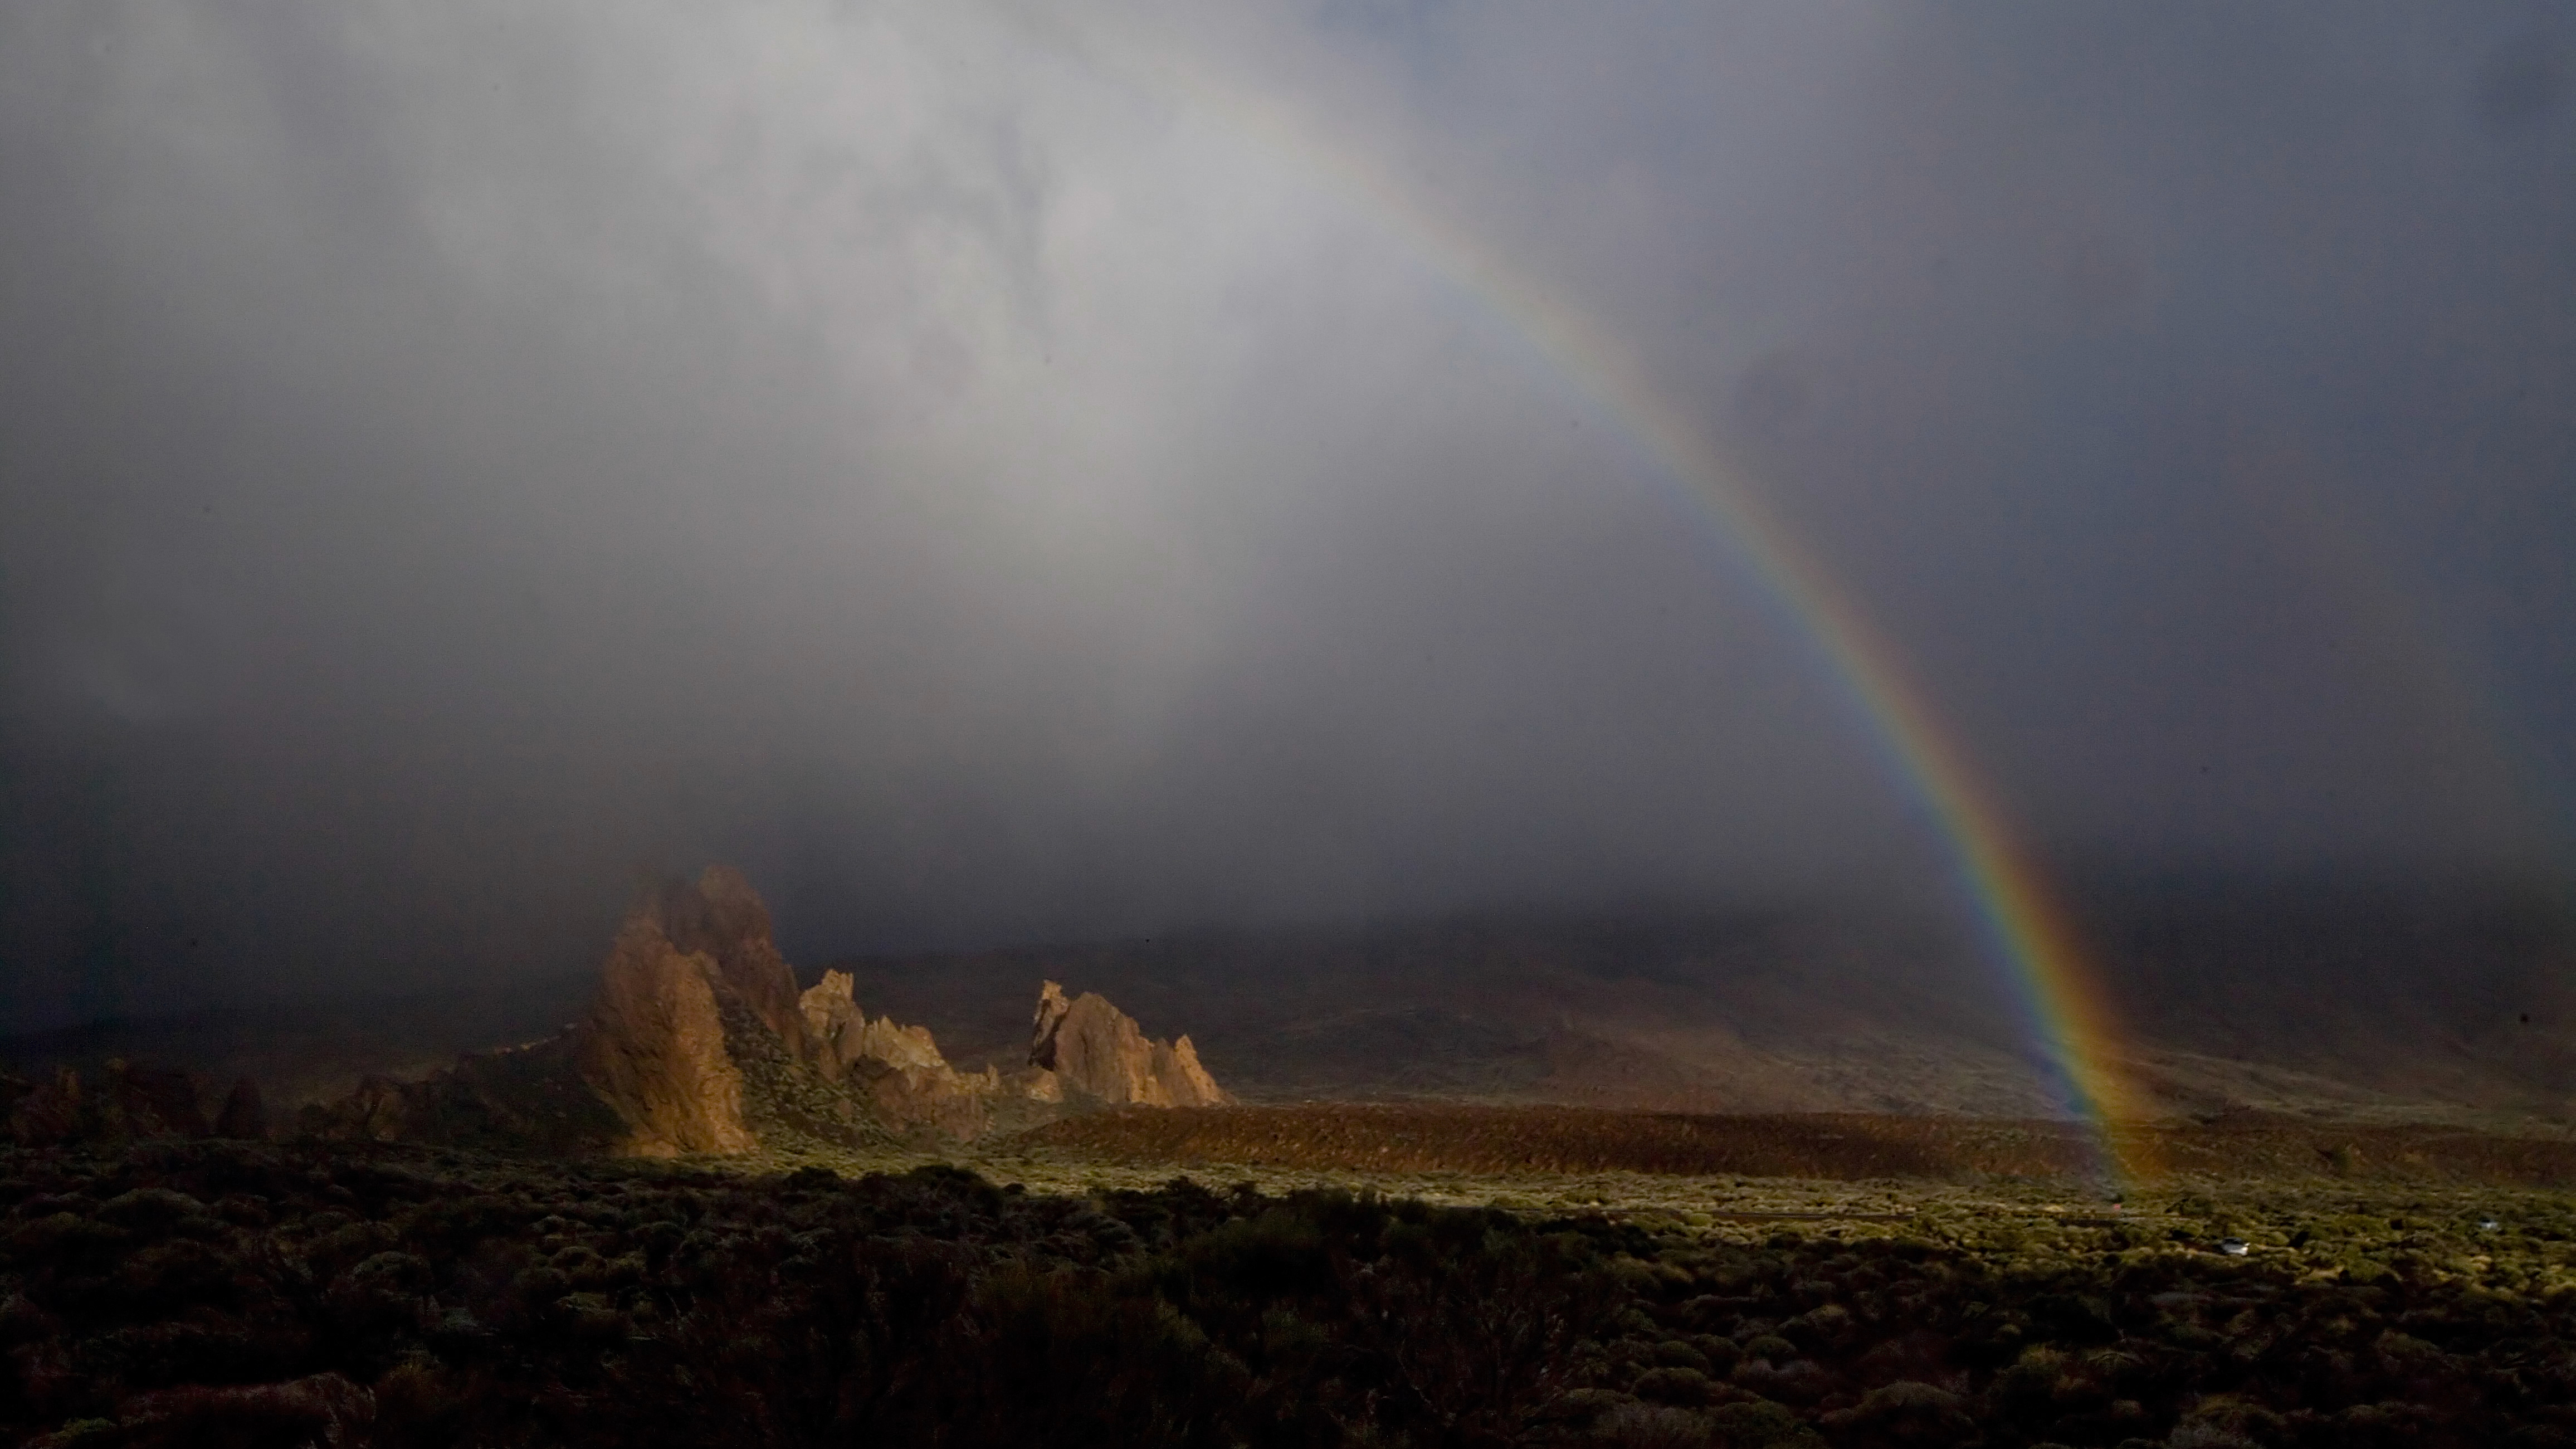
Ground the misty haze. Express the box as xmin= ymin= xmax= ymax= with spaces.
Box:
xmin=3 ymin=4 xmax=2574 ymax=1447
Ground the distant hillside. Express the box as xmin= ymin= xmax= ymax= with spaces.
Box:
xmin=2075 ymin=869 xmax=2576 ymax=1115
xmin=822 ymin=907 xmax=2059 ymax=1116
xmin=0 ymin=977 xmax=596 ymax=1108
xmin=13 ymin=872 xmax=2570 ymax=1127
xmin=823 ymin=875 xmax=2576 ymax=1125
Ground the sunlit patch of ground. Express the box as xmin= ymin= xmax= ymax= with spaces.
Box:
xmin=734 ymin=1103 xmax=2576 ymax=1286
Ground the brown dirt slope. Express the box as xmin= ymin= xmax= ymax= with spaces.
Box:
xmin=1013 ymin=1103 xmax=2576 ymax=1185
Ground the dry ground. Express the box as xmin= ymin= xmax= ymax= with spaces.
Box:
xmin=997 ymin=1102 xmax=2576 ymax=1188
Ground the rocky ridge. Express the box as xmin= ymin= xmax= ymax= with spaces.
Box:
xmin=298 ymin=1030 xmax=621 ymax=1155
xmin=293 ymin=866 xmax=1227 ymax=1157
xmin=1 ymin=1059 xmax=265 ymax=1148
xmin=799 ymin=970 xmax=1006 ymax=1139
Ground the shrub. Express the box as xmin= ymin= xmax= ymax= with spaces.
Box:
xmin=6 ymin=1141 xmax=2576 ymax=1447
xmin=1630 ymin=1365 xmax=1714 ymax=1407
xmin=1596 ymin=1401 xmax=1714 ymax=1448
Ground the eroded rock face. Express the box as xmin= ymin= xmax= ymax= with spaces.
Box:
xmin=862 ymin=1060 xmax=1002 ymax=1140
xmin=799 ymin=969 xmax=998 ymax=1137
xmin=1156 ymin=1035 xmax=1224 ymax=1107
xmin=653 ymin=866 xmax=814 ymax=1063
xmin=572 ymin=876 xmax=999 ymax=1152
xmin=855 ymin=1017 xmax=950 ymax=1075
xmin=577 ymin=919 xmax=755 ymax=1157
xmin=1028 ymin=981 xmax=1227 ymax=1108
xmin=575 ymin=869 xmax=896 ymax=1155
xmin=800 ymin=969 xmax=866 ymax=1076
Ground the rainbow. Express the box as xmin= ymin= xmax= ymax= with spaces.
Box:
xmin=1037 ymin=15 xmax=2152 ymax=1177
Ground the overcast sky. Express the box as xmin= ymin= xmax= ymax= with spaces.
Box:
xmin=3 ymin=2 xmax=2571 ymax=1028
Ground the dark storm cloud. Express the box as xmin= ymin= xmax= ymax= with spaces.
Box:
xmin=1700 ymin=3 xmax=2576 ymax=870
xmin=2 ymin=2 xmax=2570 ymax=1028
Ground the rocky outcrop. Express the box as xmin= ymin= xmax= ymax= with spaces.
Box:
xmin=649 ymin=865 xmax=815 ymax=1063
xmin=853 ymin=1016 xmax=951 ymax=1076
xmin=306 ymin=870 xmax=874 ymax=1158
xmin=799 ymin=969 xmax=1001 ymax=1139
xmin=579 ymin=917 xmax=758 ymax=1156
xmin=570 ymin=872 xmax=896 ymax=1156
xmin=303 ymin=1031 xmax=622 ymax=1154
xmin=1028 ymin=982 xmax=1227 ymax=1108
xmin=307 ymin=867 xmax=1226 ymax=1157
xmin=7 ymin=1061 xmax=201 ymax=1145
xmin=801 ymin=970 xmax=951 ymax=1077
xmin=799 ymin=969 xmax=865 ymax=1068
xmin=1 ymin=1060 xmax=267 ymax=1146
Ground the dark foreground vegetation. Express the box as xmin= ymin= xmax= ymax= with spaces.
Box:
xmin=4 ymin=1141 xmax=2574 ymax=1447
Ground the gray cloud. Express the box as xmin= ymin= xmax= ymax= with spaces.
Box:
xmin=3 ymin=1 xmax=2570 ymax=1028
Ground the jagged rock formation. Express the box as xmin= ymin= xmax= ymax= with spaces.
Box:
xmin=572 ymin=871 xmax=891 ymax=1157
xmin=801 ymin=969 xmax=955 ymax=1076
xmin=799 ymin=969 xmax=863 ymax=1063
xmin=306 ymin=867 xmax=1226 ymax=1157
xmin=649 ymin=865 xmax=816 ymax=1064
xmin=304 ymin=1030 xmax=622 ymax=1154
xmin=799 ymin=970 xmax=1003 ymax=1139
xmin=1 ymin=1060 xmax=265 ymax=1146
xmin=580 ymin=916 xmax=758 ymax=1155
xmin=1029 ymin=981 xmax=1227 ymax=1108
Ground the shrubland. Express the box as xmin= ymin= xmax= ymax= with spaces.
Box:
xmin=4 ymin=1138 xmax=2574 ymax=1447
